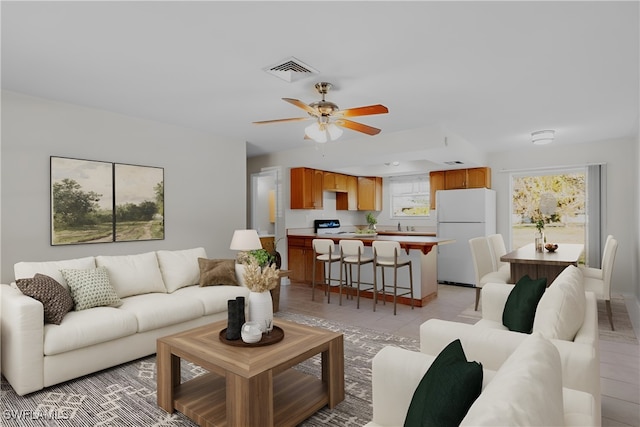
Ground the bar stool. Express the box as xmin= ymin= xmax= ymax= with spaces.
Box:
xmin=338 ymin=240 xmax=374 ymax=308
xmin=311 ymin=239 xmax=342 ymax=302
xmin=372 ymin=241 xmax=413 ymax=315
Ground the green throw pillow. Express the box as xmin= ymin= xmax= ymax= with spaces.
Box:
xmin=61 ymin=267 xmax=122 ymax=311
xmin=502 ymin=275 xmax=547 ymax=333
xmin=404 ymin=339 xmax=483 ymax=427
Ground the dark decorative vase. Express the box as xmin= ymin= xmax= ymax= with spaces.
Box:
xmin=272 ymin=251 xmax=282 ymax=269
xmin=226 ymin=299 xmax=241 ymax=340
xmin=236 ymin=296 xmax=246 ymax=327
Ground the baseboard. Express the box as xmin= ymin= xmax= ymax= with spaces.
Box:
xmin=623 ymin=292 xmax=640 ymax=338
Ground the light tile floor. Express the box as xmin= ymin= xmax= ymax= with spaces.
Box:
xmin=279 ymin=282 xmax=640 ymax=427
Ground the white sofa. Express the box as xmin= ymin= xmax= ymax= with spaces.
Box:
xmin=366 ymin=333 xmax=598 ymax=426
xmin=1 ymin=247 xmax=250 ymax=396
xmin=420 ymin=265 xmax=601 ymax=422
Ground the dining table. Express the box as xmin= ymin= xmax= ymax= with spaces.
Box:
xmin=500 ymin=243 xmax=585 ymax=285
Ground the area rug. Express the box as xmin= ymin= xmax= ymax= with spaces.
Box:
xmin=455 ymin=294 xmax=638 ymax=345
xmin=0 ymin=313 xmax=419 ymax=427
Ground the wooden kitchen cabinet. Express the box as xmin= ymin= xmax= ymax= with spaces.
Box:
xmin=290 ymin=167 xmax=323 ymax=209
xmin=323 ymin=172 xmax=348 ymax=192
xmin=466 ymin=167 xmax=491 ymax=188
xmin=443 ymin=167 xmax=491 ymax=190
xmin=287 ymin=237 xmax=323 ymax=284
xmin=358 ymin=176 xmax=383 ymax=211
xmin=429 ymin=170 xmax=445 ymax=210
xmin=337 ymin=174 xmax=358 ymax=210
xmin=444 ymin=169 xmax=467 ymax=189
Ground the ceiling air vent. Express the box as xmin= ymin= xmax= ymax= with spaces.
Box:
xmin=444 ymin=161 xmax=465 ymax=165
xmin=264 ymin=57 xmax=319 ymax=83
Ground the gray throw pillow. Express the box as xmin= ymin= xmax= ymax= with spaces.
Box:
xmin=60 ymin=267 xmax=122 ymax=311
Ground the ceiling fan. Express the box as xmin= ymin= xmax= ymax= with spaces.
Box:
xmin=253 ymin=82 xmax=389 ymax=142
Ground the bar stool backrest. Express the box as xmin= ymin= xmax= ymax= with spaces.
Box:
xmin=313 ymin=239 xmax=336 ymax=255
xmin=339 ymin=240 xmax=364 ymax=257
xmin=372 ymin=241 xmax=401 ymax=259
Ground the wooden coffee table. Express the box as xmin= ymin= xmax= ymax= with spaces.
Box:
xmin=156 ymin=318 xmax=344 ymax=426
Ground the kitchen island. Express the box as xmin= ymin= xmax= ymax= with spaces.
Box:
xmin=286 ymin=230 xmax=453 ymax=306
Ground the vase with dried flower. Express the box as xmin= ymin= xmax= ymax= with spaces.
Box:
xmin=534 ymin=218 xmax=545 ymax=252
xmin=241 ymin=257 xmax=279 ymax=332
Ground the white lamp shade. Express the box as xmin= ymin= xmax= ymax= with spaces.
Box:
xmin=305 ymin=122 xmax=327 ymax=143
xmin=230 ymin=229 xmax=263 ymax=251
xmin=305 ymin=122 xmax=343 ymax=143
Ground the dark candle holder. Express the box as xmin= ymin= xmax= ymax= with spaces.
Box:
xmin=226 ymin=299 xmax=241 ymax=340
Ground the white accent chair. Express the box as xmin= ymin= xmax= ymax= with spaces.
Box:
xmin=581 ymin=236 xmax=618 ymax=330
xmin=365 ymin=333 xmax=598 ymax=427
xmin=419 ymin=265 xmax=601 ymax=421
xmin=311 ymin=239 xmax=342 ymax=302
xmin=372 ymin=241 xmax=414 ymax=315
xmin=339 ymin=240 xmax=375 ymax=308
xmin=469 ymin=237 xmax=510 ymax=310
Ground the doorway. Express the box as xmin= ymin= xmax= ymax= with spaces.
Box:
xmin=250 ymin=168 xmax=284 ymax=252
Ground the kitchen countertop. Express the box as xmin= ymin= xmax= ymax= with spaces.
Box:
xmin=376 ymin=230 xmax=437 ymax=237
xmin=287 ymin=230 xmax=453 ymax=255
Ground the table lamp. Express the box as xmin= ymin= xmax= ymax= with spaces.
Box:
xmin=229 ymin=229 xmax=263 ymax=252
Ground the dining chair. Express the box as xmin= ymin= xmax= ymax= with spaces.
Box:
xmin=582 ymin=236 xmax=618 ymax=330
xmin=487 ymin=233 xmax=510 ymax=276
xmin=339 ymin=240 xmax=375 ymax=308
xmin=311 ymin=239 xmax=342 ymax=302
xmin=372 ymin=241 xmax=413 ymax=315
xmin=579 ymin=234 xmax=613 ymax=280
xmin=469 ymin=236 xmax=509 ymax=310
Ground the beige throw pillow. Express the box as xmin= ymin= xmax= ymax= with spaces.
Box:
xmin=198 ymin=258 xmax=238 ymax=287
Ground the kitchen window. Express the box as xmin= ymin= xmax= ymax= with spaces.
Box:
xmin=389 ymin=174 xmax=430 ymax=218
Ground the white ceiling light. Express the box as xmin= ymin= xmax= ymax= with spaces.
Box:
xmin=305 ymin=121 xmax=343 ymax=143
xmin=531 ymin=130 xmax=555 ymax=145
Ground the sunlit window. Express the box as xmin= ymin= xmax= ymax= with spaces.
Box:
xmin=389 ymin=174 xmax=430 ymax=218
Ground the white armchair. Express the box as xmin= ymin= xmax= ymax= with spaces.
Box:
xmin=420 ymin=266 xmax=601 ymax=421
xmin=366 ymin=334 xmax=598 ymax=427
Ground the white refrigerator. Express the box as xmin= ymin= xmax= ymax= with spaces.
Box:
xmin=436 ymin=188 xmax=496 ymax=286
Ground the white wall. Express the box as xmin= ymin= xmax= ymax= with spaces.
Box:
xmin=1 ymin=91 xmax=247 ymax=283
xmin=488 ymin=137 xmax=637 ymax=296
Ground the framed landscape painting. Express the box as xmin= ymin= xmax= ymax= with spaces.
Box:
xmin=114 ymin=163 xmax=164 ymax=242
xmin=50 ymin=157 xmax=114 ymax=245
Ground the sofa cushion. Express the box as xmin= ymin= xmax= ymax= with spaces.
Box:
xmin=61 ymin=267 xmax=123 ymax=311
xmin=118 ymin=293 xmax=204 ymax=332
xmin=96 ymin=252 xmax=166 ymax=298
xmin=533 ymin=265 xmax=585 ymax=340
xmin=502 ymin=274 xmax=546 ymax=333
xmin=174 ymin=284 xmax=250 ymax=315
xmin=15 ymin=274 xmax=75 ymax=324
xmin=14 ymin=256 xmax=96 ymax=288
xmin=157 ymin=247 xmax=207 ymax=293
xmin=404 ymin=339 xmax=483 ymax=427
xmin=43 ymin=307 xmax=138 ymax=356
xmin=460 ymin=333 xmax=565 ymax=426
xmin=198 ymin=258 xmax=239 ymax=287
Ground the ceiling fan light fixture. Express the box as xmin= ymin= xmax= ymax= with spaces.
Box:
xmin=305 ymin=121 xmax=343 ymax=143
xmin=305 ymin=122 xmax=327 ymax=143
xmin=531 ymin=129 xmax=555 ymax=145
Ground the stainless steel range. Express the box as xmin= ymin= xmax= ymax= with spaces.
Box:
xmin=314 ymin=219 xmax=349 ymax=235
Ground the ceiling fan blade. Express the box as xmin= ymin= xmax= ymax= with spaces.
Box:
xmin=282 ymin=98 xmax=318 ymax=115
xmin=335 ymin=119 xmax=381 ymax=136
xmin=335 ymin=104 xmax=389 ymax=118
xmin=253 ymin=117 xmax=310 ymax=125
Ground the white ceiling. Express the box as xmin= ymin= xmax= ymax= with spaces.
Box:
xmin=2 ymin=1 xmax=638 ymax=172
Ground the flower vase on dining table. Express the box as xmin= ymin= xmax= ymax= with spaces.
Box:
xmin=535 ymin=231 xmax=545 ymax=252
